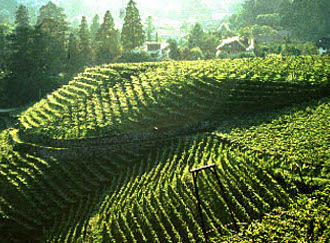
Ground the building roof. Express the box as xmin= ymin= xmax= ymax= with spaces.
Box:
xmin=216 ymin=36 xmax=252 ymax=52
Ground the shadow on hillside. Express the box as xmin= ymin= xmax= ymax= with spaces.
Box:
xmin=0 ymin=136 xmax=191 ymax=242
xmin=1 ymin=96 xmax=328 ymax=241
xmin=211 ymin=96 xmax=329 ymax=135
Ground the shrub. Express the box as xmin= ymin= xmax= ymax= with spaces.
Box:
xmin=118 ymin=51 xmax=152 ymax=63
xmin=188 ymin=47 xmax=204 ymax=60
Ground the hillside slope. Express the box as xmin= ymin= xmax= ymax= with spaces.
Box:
xmin=19 ymin=56 xmax=330 ymax=143
xmin=2 ymin=96 xmax=329 ymax=242
xmin=0 ymin=56 xmax=330 ymax=242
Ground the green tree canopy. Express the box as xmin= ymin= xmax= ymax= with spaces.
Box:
xmin=7 ymin=5 xmax=38 ymax=103
xmin=188 ymin=46 xmax=204 ymax=60
xmin=145 ymin=16 xmax=155 ymax=42
xmin=36 ymin=1 xmax=68 ymax=74
xmin=168 ymin=39 xmax=181 ymax=60
xmin=90 ymin=14 xmax=100 ymax=40
xmin=121 ymin=0 xmax=145 ymax=53
xmin=67 ymin=33 xmax=80 ymax=73
xmin=95 ymin=10 xmax=121 ymax=64
xmin=8 ymin=5 xmax=33 ymax=77
xmin=188 ymin=22 xmax=204 ymax=49
xmin=285 ymin=0 xmax=330 ymax=41
xmin=78 ymin=16 xmax=92 ymax=67
xmin=230 ymin=0 xmax=329 ymax=42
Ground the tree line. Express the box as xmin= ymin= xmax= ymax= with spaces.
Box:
xmin=1 ymin=0 xmax=329 ymax=106
xmin=0 ymin=0 xmax=145 ymax=107
xmin=230 ymin=0 xmax=330 ymax=42
xmin=169 ymin=0 xmax=330 ymax=60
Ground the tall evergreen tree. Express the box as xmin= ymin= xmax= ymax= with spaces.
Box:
xmin=67 ymin=33 xmax=80 ymax=73
xmin=7 ymin=5 xmax=36 ymax=103
xmin=36 ymin=1 xmax=68 ymax=74
xmin=90 ymin=14 xmax=100 ymax=40
xmin=188 ymin=22 xmax=204 ymax=49
xmin=0 ymin=24 xmax=10 ymax=70
xmin=121 ymin=0 xmax=145 ymax=52
xmin=78 ymin=16 xmax=92 ymax=67
xmin=15 ymin=5 xmax=29 ymax=27
xmin=95 ymin=10 xmax=121 ymax=64
xmin=145 ymin=16 xmax=155 ymax=42
xmin=168 ymin=39 xmax=181 ymax=60
xmin=0 ymin=26 xmax=5 ymax=69
xmin=10 ymin=5 xmax=33 ymax=74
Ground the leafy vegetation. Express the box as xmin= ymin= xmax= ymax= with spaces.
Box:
xmin=0 ymin=128 xmax=297 ymax=242
xmin=1 ymin=0 xmax=329 ymax=241
xmin=221 ymin=187 xmax=330 ymax=242
xmin=19 ymin=55 xmax=330 ymax=142
xmin=0 ymin=56 xmax=329 ymax=241
xmin=215 ymin=97 xmax=330 ymax=188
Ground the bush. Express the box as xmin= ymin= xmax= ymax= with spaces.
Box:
xmin=239 ymin=52 xmax=255 ymax=58
xmin=254 ymin=42 xmax=318 ymax=57
xmin=188 ymin=47 xmax=204 ymax=60
xmin=221 ymin=187 xmax=330 ymax=242
xmin=281 ymin=43 xmax=302 ymax=56
xmin=254 ymin=43 xmax=282 ymax=57
xmin=118 ymin=51 xmax=152 ymax=63
xmin=299 ymin=42 xmax=319 ymax=55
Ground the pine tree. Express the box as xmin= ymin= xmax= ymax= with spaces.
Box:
xmin=145 ymin=16 xmax=155 ymax=42
xmin=0 ymin=26 xmax=5 ymax=68
xmin=10 ymin=5 xmax=33 ymax=75
xmin=36 ymin=1 xmax=68 ymax=74
xmin=188 ymin=22 xmax=204 ymax=49
xmin=15 ymin=5 xmax=29 ymax=27
xmin=78 ymin=16 xmax=92 ymax=67
xmin=7 ymin=5 xmax=36 ymax=103
xmin=90 ymin=14 xmax=100 ymax=40
xmin=95 ymin=10 xmax=121 ymax=64
xmin=67 ymin=33 xmax=80 ymax=73
xmin=168 ymin=39 xmax=181 ymax=60
xmin=121 ymin=0 xmax=145 ymax=52
xmin=0 ymin=24 xmax=10 ymax=70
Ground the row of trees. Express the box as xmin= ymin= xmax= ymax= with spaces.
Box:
xmin=166 ymin=22 xmax=221 ymax=61
xmin=1 ymin=0 xmax=329 ymax=106
xmin=173 ymin=0 xmax=329 ymax=60
xmin=0 ymin=0 xmax=146 ymax=106
xmin=230 ymin=0 xmax=330 ymax=42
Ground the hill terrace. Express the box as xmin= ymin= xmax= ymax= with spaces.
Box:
xmin=0 ymin=56 xmax=330 ymax=242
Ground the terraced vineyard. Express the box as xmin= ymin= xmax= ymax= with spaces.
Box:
xmin=0 ymin=56 xmax=330 ymax=242
xmin=19 ymin=56 xmax=330 ymax=143
xmin=215 ymin=97 xmax=330 ymax=187
xmin=0 ymin=128 xmax=298 ymax=242
xmin=46 ymin=136 xmax=297 ymax=242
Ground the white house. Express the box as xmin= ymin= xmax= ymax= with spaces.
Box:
xmin=216 ymin=36 xmax=255 ymax=57
xmin=143 ymin=41 xmax=170 ymax=60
